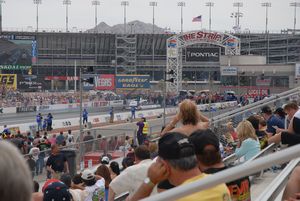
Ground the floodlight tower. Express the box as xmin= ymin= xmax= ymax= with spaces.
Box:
xmin=33 ymin=0 xmax=42 ymax=32
xmin=0 ymin=0 xmax=5 ymax=32
xmin=177 ymin=1 xmax=186 ymax=33
xmin=63 ymin=0 xmax=71 ymax=32
xmin=121 ymin=1 xmax=129 ymax=34
xmin=205 ymin=2 xmax=214 ymax=31
xmin=261 ymin=2 xmax=271 ymax=33
xmin=290 ymin=2 xmax=300 ymax=33
xmin=92 ymin=0 xmax=100 ymax=32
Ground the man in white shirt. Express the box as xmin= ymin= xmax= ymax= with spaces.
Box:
xmin=108 ymin=145 xmax=152 ymax=201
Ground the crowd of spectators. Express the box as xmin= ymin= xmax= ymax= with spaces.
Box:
xmin=3 ymin=97 xmax=300 ymax=201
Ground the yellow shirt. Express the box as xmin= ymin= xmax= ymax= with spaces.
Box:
xmin=176 ymin=174 xmax=231 ymax=201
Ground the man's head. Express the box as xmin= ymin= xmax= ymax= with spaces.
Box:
xmin=0 ymin=141 xmax=32 ymax=201
xmin=60 ymin=173 xmax=72 ymax=188
xmin=60 ymin=131 xmax=63 ymax=135
xmin=158 ymin=132 xmax=197 ymax=171
xmin=142 ymin=117 xmax=146 ymax=122
xmin=261 ymin=106 xmax=273 ymax=120
xmin=81 ymin=169 xmax=96 ymax=186
xmin=284 ymin=102 xmax=299 ymax=120
xmin=189 ymin=129 xmax=222 ymax=171
xmin=247 ymin=115 xmax=260 ymax=130
xmin=134 ymin=145 xmax=150 ymax=162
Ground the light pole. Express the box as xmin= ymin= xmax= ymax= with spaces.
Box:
xmin=233 ymin=2 xmax=243 ymax=32
xmin=33 ymin=0 xmax=41 ymax=32
xmin=121 ymin=1 xmax=129 ymax=34
xmin=149 ymin=1 xmax=157 ymax=80
xmin=0 ymin=0 xmax=5 ymax=32
xmin=261 ymin=2 xmax=271 ymax=34
xmin=177 ymin=2 xmax=185 ymax=33
xmin=205 ymin=2 xmax=214 ymax=31
xmin=290 ymin=2 xmax=300 ymax=34
xmin=63 ymin=0 xmax=71 ymax=32
xmin=92 ymin=0 xmax=100 ymax=33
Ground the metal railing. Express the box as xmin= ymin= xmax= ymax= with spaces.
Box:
xmin=256 ymin=158 xmax=300 ymax=201
xmin=142 ymin=144 xmax=300 ymax=201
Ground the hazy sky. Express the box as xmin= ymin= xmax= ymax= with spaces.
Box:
xmin=2 ymin=0 xmax=298 ymax=33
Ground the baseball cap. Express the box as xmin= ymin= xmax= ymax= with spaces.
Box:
xmin=261 ymin=106 xmax=272 ymax=114
xmin=101 ymin=156 xmax=110 ymax=165
xmin=81 ymin=169 xmax=95 ymax=180
xmin=158 ymin=132 xmax=195 ymax=160
xmin=43 ymin=181 xmax=72 ymax=201
xmin=189 ymin=129 xmax=220 ymax=155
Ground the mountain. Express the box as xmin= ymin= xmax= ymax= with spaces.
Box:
xmin=86 ymin=20 xmax=166 ymax=34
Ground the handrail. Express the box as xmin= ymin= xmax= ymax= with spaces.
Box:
xmin=211 ymin=87 xmax=300 ymax=124
xmin=211 ymin=91 xmax=300 ymax=125
xmin=256 ymin=158 xmax=300 ymax=201
xmin=246 ymin=143 xmax=276 ymax=163
xmin=114 ymin=192 xmax=130 ymax=201
xmin=222 ymin=153 xmax=237 ymax=166
xmin=142 ymin=144 xmax=300 ymax=201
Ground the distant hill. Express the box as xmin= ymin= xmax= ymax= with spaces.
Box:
xmin=86 ymin=20 xmax=167 ymax=34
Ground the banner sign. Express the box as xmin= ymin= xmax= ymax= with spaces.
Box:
xmin=32 ymin=40 xmax=37 ymax=63
xmin=186 ymin=47 xmax=220 ymax=62
xmin=0 ymin=65 xmax=31 ymax=70
xmin=16 ymin=106 xmax=37 ymax=113
xmin=247 ymin=89 xmax=270 ymax=97
xmin=256 ymin=78 xmax=271 ymax=86
xmin=18 ymin=75 xmax=43 ymax=90
xmin=295 ymin=63 xmax=300 ymax=78
xmin=44 ymin=76 xmax=79 ymax=81
xmin=95 ymin=74 xmax=115 ymax=90
xmin=0 ymin=74 xmax=17 ymax=90
xmin=221 ymin=66 xmax=238 ymax=76
xmin=116 ymin=75 xmax=150 ymax=89
xmin=180 ymin=31 xmax=224 ymax=43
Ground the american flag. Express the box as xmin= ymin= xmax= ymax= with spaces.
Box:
xmin=192 ymin=15 xmax=202 ymax=22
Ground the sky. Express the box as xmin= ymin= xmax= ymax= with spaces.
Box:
xmin=2 ymin=0 xmax=298 ymax=33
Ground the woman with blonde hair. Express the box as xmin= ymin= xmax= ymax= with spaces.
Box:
xmin=235 ymin=120 xmax=261 ymax=162
xmin=161 ymin=99 xmax=209 ymax=136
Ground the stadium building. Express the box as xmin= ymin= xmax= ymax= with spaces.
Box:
xmin=0 ymin=30 xmax=299 ymax=94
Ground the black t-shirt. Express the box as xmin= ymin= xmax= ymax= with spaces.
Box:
xmin=46 ymin=153 xmax=67 ymax=172
xmin=158 ymin=166 xmax=251 ymax=201
xmin=281 ymin=131 xmax=300 ymax=146
xmin=205 ymin=167 xmax=251 ymax=201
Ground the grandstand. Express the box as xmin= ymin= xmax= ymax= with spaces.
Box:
xmin=0 ymin=30 xmax=299 ymax=91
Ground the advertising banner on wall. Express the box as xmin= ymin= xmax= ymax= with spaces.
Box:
xmin=116 ymin=75 xmax=150 ymax=89
xmin=295 ymin=63 xmax=300 ymax=78
xmin=0 ymin=35 xmax=35 ymax=71
xmin=221 ymin=66 xmax=238 ymax=76
xmin=18 ymin=75 xmax=43 ymax=91
xmin=186 ymin=47 xmax=220 ymax=62
xmin=256 ymin=78 xmax=271 ymax=86
xmin=95 ymin=74 xmax=115 ymax=90
xmin=0 ymin=74 xmax=17 ymax=90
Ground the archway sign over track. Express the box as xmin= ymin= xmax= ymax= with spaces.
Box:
xmin=166 ymin=30 xmax=241 ymax=93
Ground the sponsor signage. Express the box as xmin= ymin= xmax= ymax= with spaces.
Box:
xmin=116 ymin=75 xmax=150 ymax=89
xmin=44 ymin=76 xmax=79 ymax=81
xmin=95 ymin=74 xmax=115 ymax=90
xmin=0 ymin=65 xmax=31 ymax=70
xmin=16 ymin=106 xmax=37 ymax=113
xmin=180 ymin=31 xmax=224 ymax=44
xmin=295 ymin=63 xmax=300 ymax=78
xmin=186 ymin=47 xmax=220 ymax=62
xmin=256 ymin=78 xmax=271 ymax=86
xmin=0 ymin=74 xmax=17 ymax=90
xmin=248 ymin=89 xmax=270 ymax=97
xmin=221 ymin=66 xmax=238 ymax=76
xmin=18 ymin=75 xmax=43 ymax=90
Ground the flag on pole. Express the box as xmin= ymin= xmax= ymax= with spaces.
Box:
xmin=192 ymin=15 xmax=202 ymax=22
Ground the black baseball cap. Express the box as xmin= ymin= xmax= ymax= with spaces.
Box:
xmin=189 ymin=129 xmax=220 ymax=155
xmin=261 ymin=106 xmax=272 ymax=114
xmin=158 ymin=132 xmax=195 ymax=160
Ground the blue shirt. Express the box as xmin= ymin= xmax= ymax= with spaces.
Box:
xmin=235 ymin=138 xmax=260 ymax=162
xmin=36 ymin=115 xmax=42 ymax=123
xmin=266 ymin=115 xmax=285 ymax=135
xmin=83 ymin=110 xmax=88 ymax=118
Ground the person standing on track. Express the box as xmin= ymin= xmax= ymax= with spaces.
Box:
xmin=83 ymin=109 xmax=88 ymax=124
